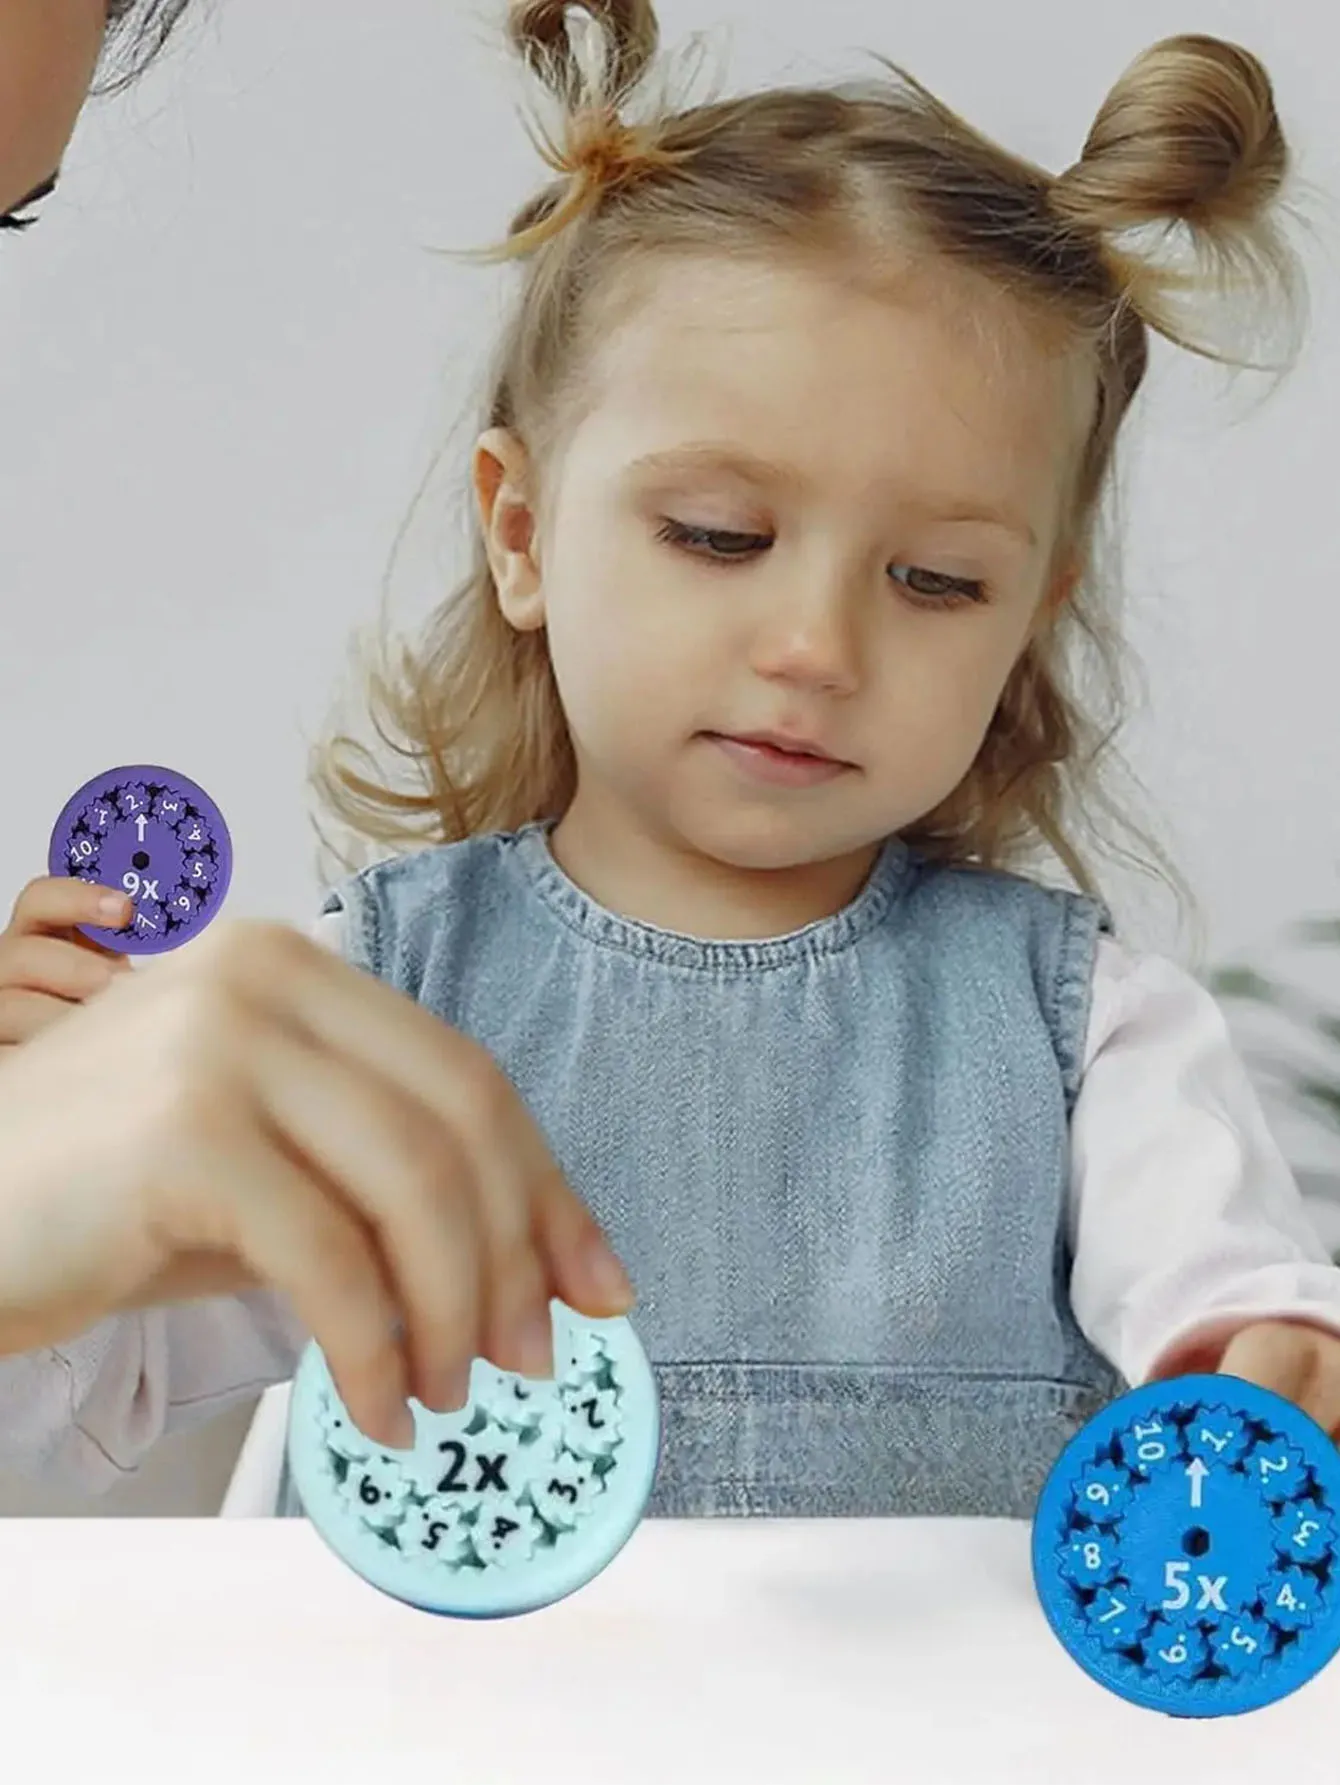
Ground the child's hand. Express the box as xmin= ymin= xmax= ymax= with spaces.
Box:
xmin=0 ymin=876 xmax=134 ymax=1045
xmin=1218 ymin=1320 xmax=1340 ymax=1439
xmin=0 ymin=918 xmax=634 ymax=1448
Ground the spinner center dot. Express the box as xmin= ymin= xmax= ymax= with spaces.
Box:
xmin=287 ymin=1301 xmax=660 ymax=1619
xmin=48 ymin=764 xmax=232 ymax=956
xmin=1032 ymin=1373 xmax=1340 ymax=1717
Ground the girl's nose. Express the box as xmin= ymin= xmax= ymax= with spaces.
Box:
xmin=747 ymin=576 xmax=863 ymax=696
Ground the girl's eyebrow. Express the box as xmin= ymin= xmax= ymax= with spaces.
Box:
xmin=624 ymin=441 xmax=1037 ymax=546
xmin=624 ymin=442 xmax=806 ymax=502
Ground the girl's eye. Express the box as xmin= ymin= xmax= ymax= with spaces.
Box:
xmin=656 ymin=521 xmax=988 ymax=604
xmin=889 ymin=564 xmax=988 ymax=606
xmin=656 ymin=519 xmax=771 ymax=560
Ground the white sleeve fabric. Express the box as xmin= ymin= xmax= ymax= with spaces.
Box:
xmin=0 ymin=912 xmax=346 ymax=1496
xmin=0 ymin=1292 xmax=306 ymax=1494
xmin=1069 ymin=936 xmax=1340 ymax=1387
xmin=311 ymin=907 xmax=346 ymax=953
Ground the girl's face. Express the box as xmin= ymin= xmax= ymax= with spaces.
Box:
xmin=0 ymin=0 xmax=106 ymax=221
xmin=482 ymin=252 xmax=1086 ymax=896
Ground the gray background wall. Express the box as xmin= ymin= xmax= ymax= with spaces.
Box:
xmin=2 ymin=0 xmax=1337 ymax=1512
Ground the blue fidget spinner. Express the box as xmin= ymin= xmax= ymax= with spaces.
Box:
xmin=1033 ymin=1373 xmax=1340 ymax=1716
xmin=287 ymin=1300 xmax=660 ymax=1618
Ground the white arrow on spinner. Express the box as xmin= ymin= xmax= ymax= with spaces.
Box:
xmin=1186 ymin=1457 xmax=1210 ymax=1508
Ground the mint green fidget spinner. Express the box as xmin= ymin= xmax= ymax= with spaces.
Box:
xmin=286 ymin=1300 xmax=660 ymax=1618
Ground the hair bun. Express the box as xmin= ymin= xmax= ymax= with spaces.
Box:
xmin=508 ymin=0 xmax=659 ymax=107
xmin=1052 ymin=34 xmax=1287 ymax=239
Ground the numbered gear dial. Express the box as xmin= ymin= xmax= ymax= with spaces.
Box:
xmin=287 ymin=1300 xmax=660 ymax=1619
xmin=1033 ymin=1374 xmax=1340 ymax=1717
xmin=49 ymin=765 xmax=232 ymax=956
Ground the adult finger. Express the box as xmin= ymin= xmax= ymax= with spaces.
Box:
xmin=194 ymin=923 xmax=607 ymax=1351
xmin=531 ymin=1156 xmax=636 ymax=1321
xmin=177 ymin=1113 xmax=414 ymax=1449
xmin=119 ymin=1251 xmax=261 ymax=1312
xmin=0 ymin=986 xmax=77 ymax=1045
xmin=238 ymin=1018 xmax=487 ymax=1418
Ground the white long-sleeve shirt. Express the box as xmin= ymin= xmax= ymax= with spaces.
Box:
xmin=2 ymin=917 xmax=1338 ymax=1500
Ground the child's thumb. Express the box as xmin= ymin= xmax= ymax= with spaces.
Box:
xmin=1217 ymin=1320 xmax=1313 ymax=1401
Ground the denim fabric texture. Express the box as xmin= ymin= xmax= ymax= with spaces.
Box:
xmin=278 ymin=821 xmax=1122 ymax=1519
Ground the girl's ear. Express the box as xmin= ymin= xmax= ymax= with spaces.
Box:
xmin=473 ymin=428 xmax=546 ymax=631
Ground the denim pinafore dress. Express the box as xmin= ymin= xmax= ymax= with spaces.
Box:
xmin=277 ymin=822 xmax=1121 ymax=1519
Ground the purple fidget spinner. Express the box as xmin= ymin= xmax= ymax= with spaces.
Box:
xmin=48 ymin=765 xmax=233 ymax=957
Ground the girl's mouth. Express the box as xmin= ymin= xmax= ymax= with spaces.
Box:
xmin=704 ymin=731 xmax=853 ymax=788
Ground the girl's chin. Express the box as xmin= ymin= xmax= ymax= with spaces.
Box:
xmin=672 ymin=817 xmax=880 ymax=878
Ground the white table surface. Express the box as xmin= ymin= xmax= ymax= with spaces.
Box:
xmin=2 ymin=1517 xmax=1335 ymax=1784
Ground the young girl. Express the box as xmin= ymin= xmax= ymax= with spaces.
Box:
xmin=5 ymin=0 xmax=1340 ymax=1518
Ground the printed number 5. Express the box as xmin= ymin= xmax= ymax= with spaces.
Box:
xmin=1162 ymin=1561 xmax=1191 ymax=1611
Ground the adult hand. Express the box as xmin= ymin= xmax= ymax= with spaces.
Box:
xmin=0 ymin=918 xmax=634 ymax=1447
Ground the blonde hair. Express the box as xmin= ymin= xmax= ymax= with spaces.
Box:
xmin=311 ymin=1 xmax=1305 ymax=907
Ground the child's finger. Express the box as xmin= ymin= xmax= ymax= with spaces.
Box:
xmin=8 ymin=877 xmax=133 ymax=947
xmin=1218 ymin=1321 xmax=1340 ymax=1438
xmin=68 ymin=926 xmax=137 ymax=963
xmin=0 ymin=933 xmax=127 ymax=1002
